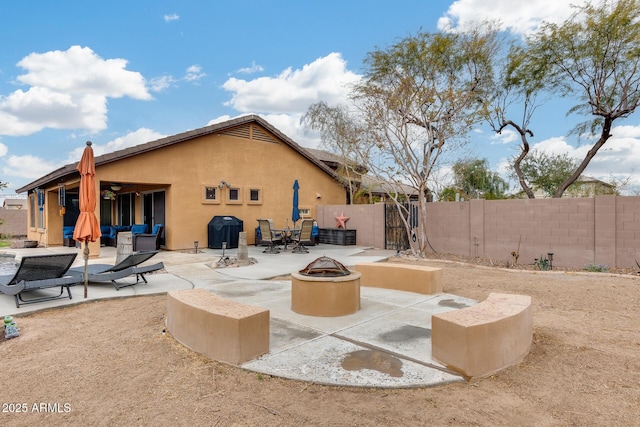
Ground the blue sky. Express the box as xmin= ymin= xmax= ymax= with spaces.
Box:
xmin=1 ymin=0 xmax=639 ymax=198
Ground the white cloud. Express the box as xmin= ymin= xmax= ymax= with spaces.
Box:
xmin=490 ymin=128 xmax=519 ymax=145
xmin=2 ymin=154 xmax=62 ymax=180
xmin=0 ymin=142 xmax=7 ymax=157
xmin=0 ymin=46 xmax=151 ymax=136
xmin=438 ymin=0 xmax=589 ymax=34
xmin=236 ymin=61 xmax=264 ymax=75
xmin=164 ymin=14 xmax=179 ymax=22
xmin=184 ymin=65 xmax=205 ymax=82
xmin=222 ymin=52 xmax=361 ymax=114
xmin=149 ymin=75 xmax=176 ymax=92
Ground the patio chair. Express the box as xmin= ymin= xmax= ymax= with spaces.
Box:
xmin=291 ymin=219 xmax=315 ymax=253
xmin=69 ymin=250 xmax=164 ymax=290
xmin=133 ymin=224 xmax=163 ymax=251
xmin=0 ymin=253 xmax=81 ymax=308
xmin=257 ymin=219 xmax=282 ymax=253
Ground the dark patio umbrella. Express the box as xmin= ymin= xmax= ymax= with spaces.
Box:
xmin=292 ymin=180 xmax=301 ymax=227
xmin=73 ymin=141 xmax=102 ymax=298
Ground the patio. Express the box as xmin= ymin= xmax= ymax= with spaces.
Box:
xmin=0 ymin=243 xmax=474 ymax=388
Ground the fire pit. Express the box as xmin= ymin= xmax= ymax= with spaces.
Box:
xmin=291 ymin=256 xmax=361 ymax=317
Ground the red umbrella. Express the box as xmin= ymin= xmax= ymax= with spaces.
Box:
xmin=73 ymin=141 xmax=102 ymax=298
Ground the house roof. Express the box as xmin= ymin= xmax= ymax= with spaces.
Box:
xmin=16 ymin=115 xmax=338 ymax=193
xmin=305 ymin=148 xmax=418 ymax=197
xmin=304 ymin=147 xmax=368 ymax=174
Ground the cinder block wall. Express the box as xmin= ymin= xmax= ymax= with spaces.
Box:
xmin=0 ymin=209 xmax=27 ymax=238
xmin=425 ymin=195 xmax=640 ymax=269
xmin=316 ymin=203 xmax=385 ymax=249
xmin=316 ymin=195 xmax=640 ymax=269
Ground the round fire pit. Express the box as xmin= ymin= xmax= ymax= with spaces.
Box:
xmin=291 ymin=256 xmax=361 ymax=317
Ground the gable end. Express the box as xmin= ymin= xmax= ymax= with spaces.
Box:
xmin=220 ymin=123 xmax=278 ymax=144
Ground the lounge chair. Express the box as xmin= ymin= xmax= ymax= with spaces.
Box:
xmin=70 ymin=250 xmax=164 ymax=290
xmin=0 ymin=253 xmax=81 ymax=308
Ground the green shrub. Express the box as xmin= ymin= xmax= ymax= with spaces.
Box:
xmin=584 ymin=263 xmax=609 ymax=273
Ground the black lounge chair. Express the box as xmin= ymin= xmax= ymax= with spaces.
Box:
xmin=70 ymin=250 xmax=164 ymax=290
xmin=0 ymin=253 xmax=81 ymax=308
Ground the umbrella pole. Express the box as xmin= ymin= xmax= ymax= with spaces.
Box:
xmin=83 ymin=241 xmax=89 ymax=299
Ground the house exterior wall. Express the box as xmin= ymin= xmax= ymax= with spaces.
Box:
xmin=24 ymin=122 xmax=346 ymax=252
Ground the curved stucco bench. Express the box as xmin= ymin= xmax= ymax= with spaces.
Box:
xmin=166 ymin=289 xmax=270 ymax=365
xmin=431 ymin=293 xmax=532 ymax=380
xmin=353 ymin=262 xmax=443 ymax=294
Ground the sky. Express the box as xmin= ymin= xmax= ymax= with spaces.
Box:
xmin=1 ymin=0 xmax=639 ymax=199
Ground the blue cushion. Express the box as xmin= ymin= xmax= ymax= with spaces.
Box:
xmin=113 ymin=225 xmax=130 ymax=233
xmin=63 ymin=226 xmax=75 ymax=238
xmin=131 ymin=224 xmax=148 ymax=235
xmin=100 ymin=225 xmax=116 ymax=238
xmin=151 ymin=224 xmax=162 ymax=235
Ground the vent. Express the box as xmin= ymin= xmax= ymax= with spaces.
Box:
xmin=219 ymin=123 xmax=278 ymax=144
xmin=221 ymin=124 xmax=251 ymax=140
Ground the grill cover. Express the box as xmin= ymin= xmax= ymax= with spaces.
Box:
xmin=298 ymin=256 xmax=351 ymax=277
xmin=207 ymin=216 xmax=243 ymax=249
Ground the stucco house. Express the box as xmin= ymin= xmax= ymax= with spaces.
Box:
xmin=17 ymin=115 xmax=346 ymax=256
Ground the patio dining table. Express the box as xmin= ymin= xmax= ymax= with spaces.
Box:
xmin=273 ymin=228 xmax=300 ymax=251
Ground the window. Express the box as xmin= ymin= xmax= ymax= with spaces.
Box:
xmin=202 ymin=185 xmax=220 ymax=204
xmin=226 ymin=186 xmax=242 ymax=205
xmin=29 ymin=194 xmax=36 ymax=228
xmin=117 ymin=193 xmax=136 ymax=226
xmin=299 ymin=208 xmax=311 ymax=218
xmin=36 ymin=189 xmax=45 ymax=229
xmin=247 ymin=187 xmax=262 ymax=205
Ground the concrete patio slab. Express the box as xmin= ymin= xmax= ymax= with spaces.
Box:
xmin=0 ymin=243 xmax=473 ymax=388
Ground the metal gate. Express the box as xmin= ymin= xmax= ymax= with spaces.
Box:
xmin=384 ymin=203 xmax=410 ymax=250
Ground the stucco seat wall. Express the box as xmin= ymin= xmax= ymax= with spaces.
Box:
xmin=166 ymin=289 xmax=269 ymax=365
xmin=353 ymin=262 xmax=443 ymax=294
xmin=431 ymin=293 xmax=532 ymax=379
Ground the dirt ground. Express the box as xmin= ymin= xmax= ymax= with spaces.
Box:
xmin=1 ymin=256 xmax=639 ymax=426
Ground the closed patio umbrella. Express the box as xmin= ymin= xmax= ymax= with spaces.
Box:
xmin=73 ymin=141 xmax=102 ymax=298
xmin=292 ymin=180 xmax=301 ymax=227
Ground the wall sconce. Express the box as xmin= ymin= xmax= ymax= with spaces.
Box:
xmin=110 ymin=183 xmax=122 ymax=191
xmin=218 ymin=180 xmax=231 ymax=189
xmin=316 ymin=193 xmax=322 ymax=199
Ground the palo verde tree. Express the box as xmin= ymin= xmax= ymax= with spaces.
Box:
xmin=494 ymin=0 xmax=640 ymax=198
xmin=350 ymin=26 xmax=501 ymax=256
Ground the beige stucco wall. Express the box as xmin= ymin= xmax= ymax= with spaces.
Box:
xmin=25 ymin=122 xmax=346 ymax=252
